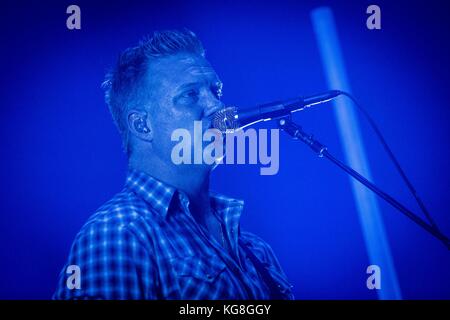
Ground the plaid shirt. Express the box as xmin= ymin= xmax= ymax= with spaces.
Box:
xmin=53 ymin=170 xmax=294 ymax=300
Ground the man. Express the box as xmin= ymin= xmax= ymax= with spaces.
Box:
xmin=54 ymin=29 xmax=293 ymax=299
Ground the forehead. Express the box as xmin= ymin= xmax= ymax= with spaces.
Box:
xmin=148 ymin=53 xmax=220 ymax=88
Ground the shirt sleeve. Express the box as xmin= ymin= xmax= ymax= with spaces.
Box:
xmin=53 ymin=220 xmax=158 ymax=300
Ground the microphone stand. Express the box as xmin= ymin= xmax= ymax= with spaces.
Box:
xmin=277 ymin=117 xmax=450 ymax=250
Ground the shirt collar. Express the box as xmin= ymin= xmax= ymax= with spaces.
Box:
xmin=125 ymin=169 xmax=176 ymax=219
xmin=125 ymin=169 xmax=244 ymax=221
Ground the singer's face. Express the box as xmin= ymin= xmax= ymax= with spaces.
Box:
xmin=145 ymin=53 xmax=224 ymax=167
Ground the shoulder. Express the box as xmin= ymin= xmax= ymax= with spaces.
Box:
xmin=86 ymin=189 xmax=149 ymax=227
xmin=71 ymin=189 xmax=157 ymax=253
xmin=53 ymin=190 xmax=158 ymax=299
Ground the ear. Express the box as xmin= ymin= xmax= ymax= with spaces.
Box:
xmin=127 ymin=110 xmax=153 ymax=142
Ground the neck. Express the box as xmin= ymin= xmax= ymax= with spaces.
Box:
xmin=129 ymin=152 xmax=211 ymax=209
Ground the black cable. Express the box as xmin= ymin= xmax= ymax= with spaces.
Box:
xmin=339 ymin=91 xmax=441 ymax=233
xmin=279 ymin=117 xmax=450 ymax=249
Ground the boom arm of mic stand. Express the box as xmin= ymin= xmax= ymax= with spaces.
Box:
xmin=277 ymin=117 xmax=450 ymax=250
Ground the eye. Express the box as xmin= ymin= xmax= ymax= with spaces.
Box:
xmin=183 ymin=89 xmax=199 ymax=98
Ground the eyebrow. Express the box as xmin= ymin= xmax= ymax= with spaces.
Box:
xmin=185 ymin=66 xmax=216 ymax=75
xmin=177 ymin=81 xmax=223 ymax=92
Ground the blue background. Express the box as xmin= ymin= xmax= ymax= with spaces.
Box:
xmin=1 ymin=0 xmax=449 ymax=299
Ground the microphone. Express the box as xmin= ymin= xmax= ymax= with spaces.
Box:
xmin=212 ymin=90 xmax=343 ymax=132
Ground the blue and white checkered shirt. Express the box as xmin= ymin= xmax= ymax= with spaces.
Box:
xmin=53 ymin=170 xmax=294 ymax=299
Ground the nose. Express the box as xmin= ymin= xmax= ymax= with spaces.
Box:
xmin=202 ymin=93 xmax=225 ymax=118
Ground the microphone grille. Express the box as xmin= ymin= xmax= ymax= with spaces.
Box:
xmin=212 ymin=107 xmax=239 ymax=133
